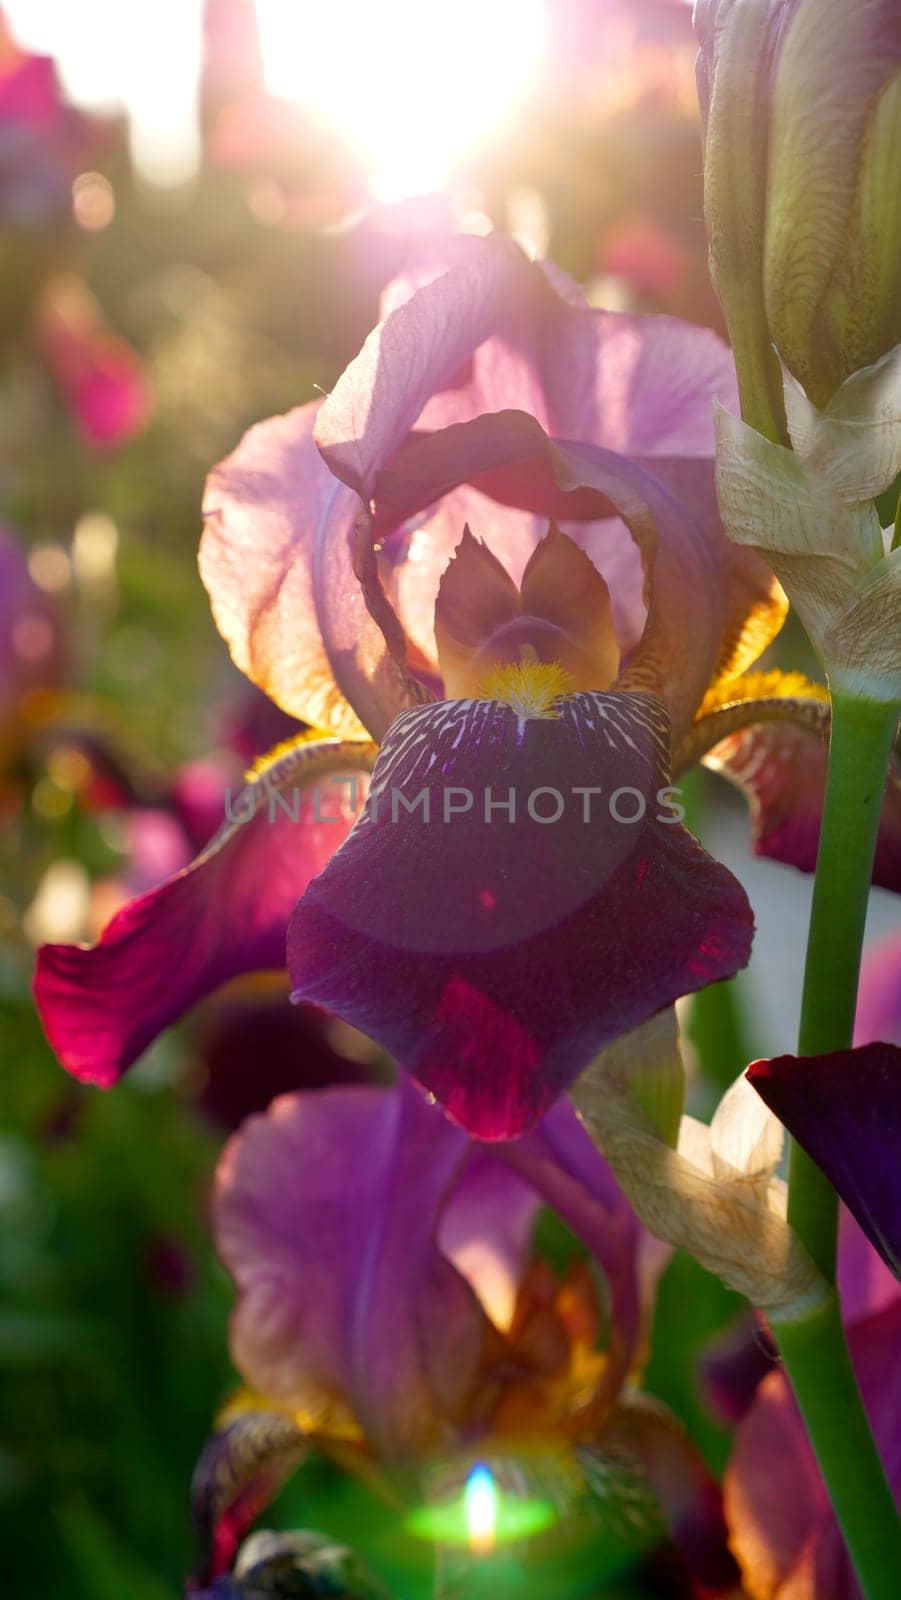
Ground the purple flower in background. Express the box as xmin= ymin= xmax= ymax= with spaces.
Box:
xmin=191 ymin=1078 xmax=735 ymax=1591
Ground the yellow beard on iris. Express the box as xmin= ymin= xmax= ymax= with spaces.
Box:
xmin=477 ymin=657 xmax=575 ymax=721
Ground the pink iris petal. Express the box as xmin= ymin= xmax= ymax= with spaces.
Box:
xmin=289 ymin=692 xmax=753 ymax=1139
xmin=34 ymin=741 xmax=371 ymax=1085
xmin=855 ymin=933 xmax=901 ymax=1046
xmin=725 ymin=1295 xmax=901 ymax=1600
xmin=748 ymin=1044 xmax=901 ymax=1281
xmin=706 ymin=719 xmax=901 ymax=893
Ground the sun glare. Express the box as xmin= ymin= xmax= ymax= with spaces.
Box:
xmin=256 ymin=0 xmax=547 ymax=201
xmin=464 ymin=1464 xmax=499 ymax=1555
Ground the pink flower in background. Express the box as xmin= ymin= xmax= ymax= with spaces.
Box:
xmin=35 ymin=275 xmax=152 ymax=451
xmin=724 ymin=1225 xmax=900 ymax=1599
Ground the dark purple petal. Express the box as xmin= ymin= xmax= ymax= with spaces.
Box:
xmin=34 ymin=738 xmax=373 ymax=1085
xmin=702 ymin=1311 xmax=778 ymax=1425
xmin=194 ymin=985 xmax=372 ymax=1130
xmin=289 ymin=692 xmax=753 ymax=1139
xmin=748 ymin=1044 xmax=901 ymax=1279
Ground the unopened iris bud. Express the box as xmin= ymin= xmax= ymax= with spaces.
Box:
xmin=696 ymin=0 xmax=901 ymax=428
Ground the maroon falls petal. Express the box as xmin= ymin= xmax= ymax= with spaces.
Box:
xmin=748 ymin=1044 xmax=901 ymax=1280
xmin=289 ymin=692 xmax=753 ymax=1138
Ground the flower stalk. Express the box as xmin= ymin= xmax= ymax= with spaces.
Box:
xmin=775 ymin=1297 xmax=901 ymax=1600
xmin=789 ymin=690 xmax=899 ymax=1276
xmin=775 ymin=688 xmax=901 ymax=1599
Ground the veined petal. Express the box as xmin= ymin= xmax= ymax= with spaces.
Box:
xmin=713 ymin=402 xmax=900 ymax=697
xmin=783 ymin=347 xmax=901 ymax=502
xmin=33 ymin=736 xmax=375 ymax=1084
xmin=748 ymin=1045 xmax=901 ymax=1280
xmin=571 ymin=1017 xmax=826 ymax=1319
xmin=201 ymin=404 xmax=410 ymax=742
xmin=289 ymin=691 xmax=753 ymax=1139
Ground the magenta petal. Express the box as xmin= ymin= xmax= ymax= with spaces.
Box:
xmin=34 ymin=740 xmax=372 ymax=1084
xmin=289 ymin=693 xmax=753 ymax=1138
xmin=748 ymin=1045 xmax=901 ymax=1279
xmin=214 ymin=1079 xmax=485 ymax=1460
xmin=856 ymin=934 xmax=901 ymax=1046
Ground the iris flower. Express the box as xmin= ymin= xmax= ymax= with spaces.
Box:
xmin=191 ymin=1077 xmax=736 ymax=1593
xmin=33 ymin=238 xmax=898 ymax=1135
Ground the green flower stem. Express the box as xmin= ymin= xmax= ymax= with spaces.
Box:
xmin=776 ymin=688 xmax=901 ymax=1600
xmin=788 ymin=690 xmax=899 ymax=1276
xmin=775 ymin=1298 xmax=901 ymax=1600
